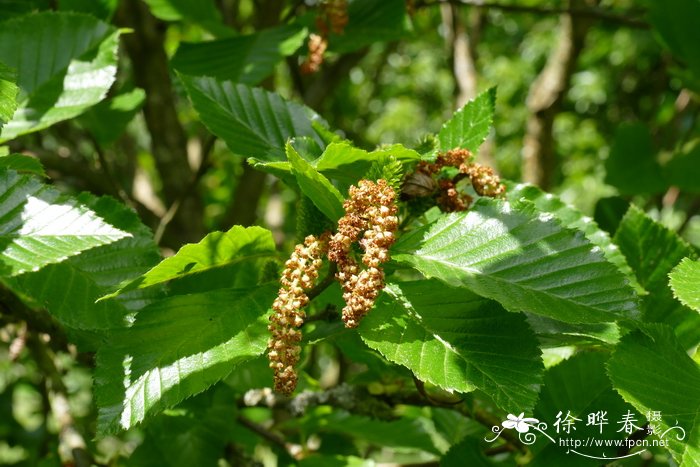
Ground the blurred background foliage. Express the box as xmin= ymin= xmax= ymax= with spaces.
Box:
xmin=1 ymin=0 xmax=700 ymax=465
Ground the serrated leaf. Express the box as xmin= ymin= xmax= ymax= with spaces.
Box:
xmin=529 ymin=352 xmax=639 ymax=466
xmin=103 ymin=225 xmax=277 ymax=299
xmin=181 ymin=76 xmax=329 ymax=162
xmin=437 ymin=87 xmax=496 ymax=153
xmin=670 ymin=258 xmax=700 ymax=312
xmin=0 ymin=169 xmax=130 ymax=277
xmin=608 ymin=324 xmax=700 ymax=466
xmin=6 ymin=193 xmax=161 ymax=331
xmin=0 ymin=61 xmax=18 ymax=131
xmin=79 ymin=88 xmax=146 ymax=145
xmin=525 ymin=314 xmax=620 ymax=346
xmin=0 ymin=154 xmax=45 ymax=177
xmin=360 ymin=281 xmax=543 ymax=414
xmin=508 ymin=184 xmax=642 ymax=293
xmin=172 ymin=24 xmax=307 ymax=85
xmin=128 ymin=385 xmax=236 ymax=467
xmin=95 ymin=284 xmax=276 ymax=433
xmin=287 ymin=143 xmax=345 ymax=222
xmin=0 ymin=12 xmax=119 ymax=141
xmin=393 ymin=198 xmax=639 ymax=324
xmin=614 ymin=206 xmax=700 ymax=349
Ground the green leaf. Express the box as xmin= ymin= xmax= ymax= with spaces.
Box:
xmin=287 ymin=143 xmax=344 ymax=222
xmin=614 ymin=206 xmax=700 ymax=349
xmin=6 ymin=193 xmax=161 ymax=331
xmin=96 ymin=284 xmax=276 ymax=433
xmin=608 ymin=324 xmax=700 ymax=466
xmin=172 ymin=24 xmax=307 ymax=85
xmin=664 ymin=144 xmax=700 ymax=193
xmin=128 ymin=386 xmax=236 ymax=467
xmin=0 ymin=169 xmax=130 ymax=277
xmin=59 ymin=0 xmax=117 ymax=20
xmin=322 ymin=0 xmax=412 ymax=54
xmin=79 ymin=88 xmax=146 ymax=146
xmin=143 ymin=0 xmax=221 ymax=24
xmin=298 ymin=407 xmax=440 ymax=455
xmin=525 ymin=314 xmax=620 ymax=346
xmin=181 ymin=76 xmax=329 ymax=162
xmin=360 ymin=281 xmax=543 ymax=414
xmin=393 ymin=198 xmax=639 ymax=324
xmin=442 ymin=438 xmax=504 ymax=467
xmin=508 ymin=184 xmax=642 ymax=293
xmin=102 ymin=225 xmax=277 ymax=299
xmin=649 ymin=0 xmax=700 ymax=81
xmin=0 ymin=61 xmax=18 ymax=131
xmin=531 ymin=352 xmax=639 ymax=466
xmin=670 ymin=258 xmax=700 ymax=312
xmin=604 ymin=123 xmax=667 ymax=195
xmin=0 ymin=154 xmax=45 ymax=177
xmin=0 ymin=12 xmax=120 ymax=141
xmin=437 ymin=88 xmax=496 ymax=153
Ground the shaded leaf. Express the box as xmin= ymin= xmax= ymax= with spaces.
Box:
xmin=79 ymin=88 xmax=146 ymax=145
xmin=0 ymin=154 xmax=45 ymax=177
xmin=608 ymin=324 xmax=700 ymax=466
xmin=604 ymin=123 xmax=666 ymax=195
xmin=0 ymin=12 xmax=119 ymax=141
xmin=96 ymin=284 xmax=276 ymax=433
xmin=649 ymin=0 xmax=700 ymax=81
xmin=181 ymin=76 xmax=328 ymax=162
xmin=669 ymin=257 xmax=700 ymax=312
xmin=172 ymin=24 xmax=307 ymax=85
xmin=437 ymin=87 xmax=496 ymax=153
xmin=393 ymin=198 xmax=639 ymax=324
xmin=0 ymin=169 xmax=129 ymax=277
xmin=360 ymin=281 xmax=543 ymax=414
xmin=614 ymin=206 xmax=700 ymax=349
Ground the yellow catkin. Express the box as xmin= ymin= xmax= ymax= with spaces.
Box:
xmin=268 ymin=234 xmax=328 ymax=394
xmin=328 ymin=179 xmax=398 ymax=328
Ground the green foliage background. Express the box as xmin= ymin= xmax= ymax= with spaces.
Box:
xmin=0 ymin=0 xmax=699 ymax=466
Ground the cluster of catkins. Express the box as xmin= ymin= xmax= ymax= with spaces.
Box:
xmin=268 ymin=234 xmax=328 ymax=394
xmin=301 ymin=0 xmax=348 ymax=74
xmin=268 ymin=180 xmax=398 ymax=394
xmin=328 ymin=179 xmax=398 ymax=328
xmin=404 ymin=148 xmax=506 ymax=211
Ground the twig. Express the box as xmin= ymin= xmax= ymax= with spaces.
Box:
xmin=154 ymin=136 xmax=216 ymax=244
xmin=236 ymin=414 xmax=301 ymax=458
xmin=307 ymin=262 xmax=337 ymax=301
xmin=26 ymin=332 xmax=93 ymax=467
xmin=415 ymin=0 xmax=648 ymax=29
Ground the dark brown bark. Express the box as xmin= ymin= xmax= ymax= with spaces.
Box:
xmin=521 ymin=0 xmax=598 ymax=189
xmin=115 ymin=0 xmax=204 ymax=247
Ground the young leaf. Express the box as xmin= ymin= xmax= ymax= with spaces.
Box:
xmin=508 ymin=183 xmax=642 ymax=293
xmin=359 ymin=280 xmax=544 ymax=414
xmin=172 ymin=24 xmax=307 ymax=85
xmin=669 ymin=258 xmax=700 ymax=312
xmin=95 ymin=284 xmax=276 ymax=433
xmin=0 ymin=12 xmax=120 ymax=141
xmin=393 ymin=198 xmax=639 ymax=324
xmin=614 ymin=206 xmax=700 ymax=349
xmin=102 ymin=225 xmax=277 ymax=299
xmin=437 ymin=87 xmax=496 ymax=153
xmin=287 ymin=143 xmax=345 ymax=222
xmin=0 ymin=169 xmax=130 ymax=277
xmin=0 ymin=61 xmax=18 ymax=131
xmin=181 ymin=76 xmax=329 ymax=161
xmin=608 ymin=324 xmax=700 ymax=466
